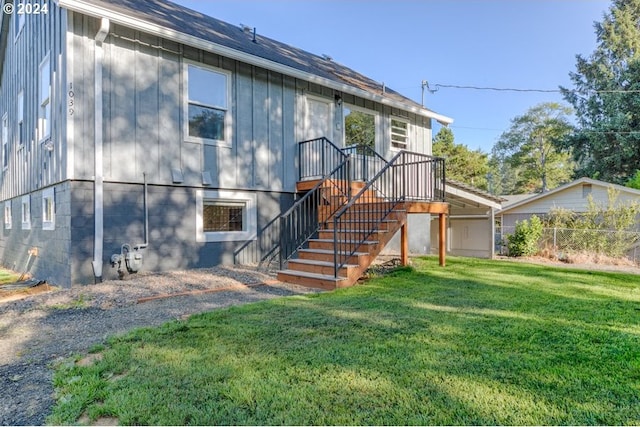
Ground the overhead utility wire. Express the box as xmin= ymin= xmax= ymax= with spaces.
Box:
xmin=425 ymin=83 xmax=640 ymax=94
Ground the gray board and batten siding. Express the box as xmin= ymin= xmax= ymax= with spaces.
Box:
xmin=0 ymin=0 xmax=68 ymax=200
xmin=0 ymin=1 xmax=72 ymax=284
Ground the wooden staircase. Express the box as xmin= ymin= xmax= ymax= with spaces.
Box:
xmin=277 ymin=180 xmax=408 ymax=290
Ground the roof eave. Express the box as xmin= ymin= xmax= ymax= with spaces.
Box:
xmin=57 ymin=0 xmax=453 ymax=124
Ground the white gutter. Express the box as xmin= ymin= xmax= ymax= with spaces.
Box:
xmin=56 ymin=0 xmax=453 ymax=125
xmin=91 ymin=17 xmax=109 ymax=282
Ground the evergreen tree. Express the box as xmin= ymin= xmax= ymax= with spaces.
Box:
xmin=432 ymin=127 xmax=490 ymax=190
xmin=561 ymin=0 xmax=640 ymax=183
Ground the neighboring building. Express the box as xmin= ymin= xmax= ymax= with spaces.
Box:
xmin=0 ymin=0 xmax=453 ymax=286
xmin=431 ymin=180 xmax=504 ymax=259
xmin=497 ymin=177 xmax=640 ymax=230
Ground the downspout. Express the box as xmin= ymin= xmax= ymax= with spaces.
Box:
xmin=91 ymin=18 xmax=110 ymax=283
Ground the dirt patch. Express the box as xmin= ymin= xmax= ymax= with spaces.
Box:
xmin=0 ymin=283 xmax=56 ymax=303
xmin=78 ymin=413 xmax=119 ymax=426
xmin=76 ymin=353 xmax=104 ymax=367
xmin=496 ymin=255 xmax=640 ymax=275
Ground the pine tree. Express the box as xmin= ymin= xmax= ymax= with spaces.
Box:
xmin=561 ymin=0 xmax=640 ymax=183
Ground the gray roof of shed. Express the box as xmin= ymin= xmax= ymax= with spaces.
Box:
xmin=62 ymin=0 xmax=450 ymax=121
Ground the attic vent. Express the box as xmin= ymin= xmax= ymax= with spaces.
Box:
xmin=582 ymin=183 xmax=592 ymax=198
xmin=322 ymin=54 xmax=333 ymax=61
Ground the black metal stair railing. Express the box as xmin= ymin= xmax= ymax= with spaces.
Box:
xmin=279 ymin=157 xmax=352 ymax=269
xmin=332 ymin=151 xmax=445 ymax=277
xmin=235 ymin=137 xmax=348 ymax=267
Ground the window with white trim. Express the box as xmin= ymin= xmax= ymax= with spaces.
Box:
xmin=343 ymin=105 xmax=376 ymax=150
xmin=42 ymin=187 xmax=55 ymax=230
xmin=17 ymin=90 xmax=24 ymax=147
xmin=4 ymin=201 xmax=11 ymax=230
xmin=195 ymin=190 xmax=256 ymax=242
xmin=1 ymin=113 xmax=7 ymax=169
xmin=390 ymin=118 xmax=409 ymax=150
xmin=185 ymin=63 xmax=230 ymax=145
xmin=21 ymin=195 xmax=30 ymax=230
xmin=38 ymin=54 xmax=51 ymax=142
xmin=15 ymin=4 xmax=25 ymax=40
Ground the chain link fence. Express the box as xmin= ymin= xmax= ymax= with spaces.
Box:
xmin=497 ymin=226 xmax=640 ymax=265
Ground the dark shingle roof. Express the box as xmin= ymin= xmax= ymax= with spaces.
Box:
xmin=66 ymin=0 xmax=449 ymax=120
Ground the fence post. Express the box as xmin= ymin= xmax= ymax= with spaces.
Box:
xmin=553 ymin=227 xmax=557 ymax=251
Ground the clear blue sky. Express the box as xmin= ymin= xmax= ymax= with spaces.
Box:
xmin=174 ymin=0 xmax=610 ymax=154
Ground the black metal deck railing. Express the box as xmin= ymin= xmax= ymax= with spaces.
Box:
xmin=332 ymin=151 xmax=445 ymax=277
xmin=299 ymin=137 xmax=348 ymax=181
xmin=341 ymin=144 xmax=388 ymax=182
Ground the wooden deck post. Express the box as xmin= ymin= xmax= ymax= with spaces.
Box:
xmin=400 ymin=222 xmax=408 ymax=266
xmin=439 ymin=213 xmax=446 ymax=267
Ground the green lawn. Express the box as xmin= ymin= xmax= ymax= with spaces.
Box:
xmin=49 ymin=257 xmax=640 ymax=425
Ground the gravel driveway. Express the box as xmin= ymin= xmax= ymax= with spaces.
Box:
xmin=0 ymin=266 xmax=320 ymax=425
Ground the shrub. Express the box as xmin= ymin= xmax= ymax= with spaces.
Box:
xmin=507 ymin=215 xmax=543 ymax=257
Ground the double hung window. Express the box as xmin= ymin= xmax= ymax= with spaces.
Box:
xmin=185 ymin=63 xmax=230 ymax=145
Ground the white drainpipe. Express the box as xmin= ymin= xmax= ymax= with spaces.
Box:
xmin=92 ymin=18 xmax=110 ymax=282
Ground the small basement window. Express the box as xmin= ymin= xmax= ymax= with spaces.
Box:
xmin=196 ymin=190 xmax=256 ymax=242
xmin=203 ymin=202 xmax=243 ymax=232
xmin=4 ymin=201 xmax=11 ymax=230
xmin=21 ymin=195 xmax=30 ymax=230
xmin=42 ymin=187 xmax=55 ymax=230
xmin=390 ymin=118 xmax=409 ymax=150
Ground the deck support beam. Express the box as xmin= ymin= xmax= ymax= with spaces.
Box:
xmin=439 ymin=213 xmax=447 ymax=267
xmin=400 ymin=222 xmax=409 ymax=266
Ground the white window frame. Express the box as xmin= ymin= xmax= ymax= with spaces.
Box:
xmin=42 ymin=187 xmax=55 ymax=230
xmin=4 ymin=201 xmax=12 ymax=230
xmin=1 ymin=113 xmax=7 ymax=170
xmin=195 ymin=190 xmax=256 ymax=242
xmin=38 ymin=53 xmax=51 ymax=143
xmin=21 ymin=195 xmax=31 ymax=230
xmin=183 ymin=61 xmax=232 ymax=147
xmin=342 ymin=103 xmax=379 ymax=150
xmin=17 ymin=89 xmax=24 ymax=148
xmin=390 ymin=116 xmax=410 ymax=151
xmin=14 ymin=4 xmax=25 ymax=40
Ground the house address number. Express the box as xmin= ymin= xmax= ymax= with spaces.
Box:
xmin=68 ymin=83 xmax=75 ymax=116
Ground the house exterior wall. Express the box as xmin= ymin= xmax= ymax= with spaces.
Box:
xmin=68 ymin=180 xmax=293 ymax=284
xmin=0 ymin=4 xmax=71 ymax=285
xmin=0 ymin=182 xmax=72 ymax=285
xmin=0 ymin=2 xmax=68 ymax=200
xmin=67 ymin=18 xmax=433 ymax=190
xmin=501 ymin=183 xmax=640 ymax=228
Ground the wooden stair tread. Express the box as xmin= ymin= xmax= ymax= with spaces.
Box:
xmin=309 ymin=238 xmax=379 ymax=245
xmin=297 ymin=248 xmax=369 ymax=256
xmin=288 ymin=259 xmax=359 ymax=268
xmin=277 ymin=269 xmax=347 ymax=282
